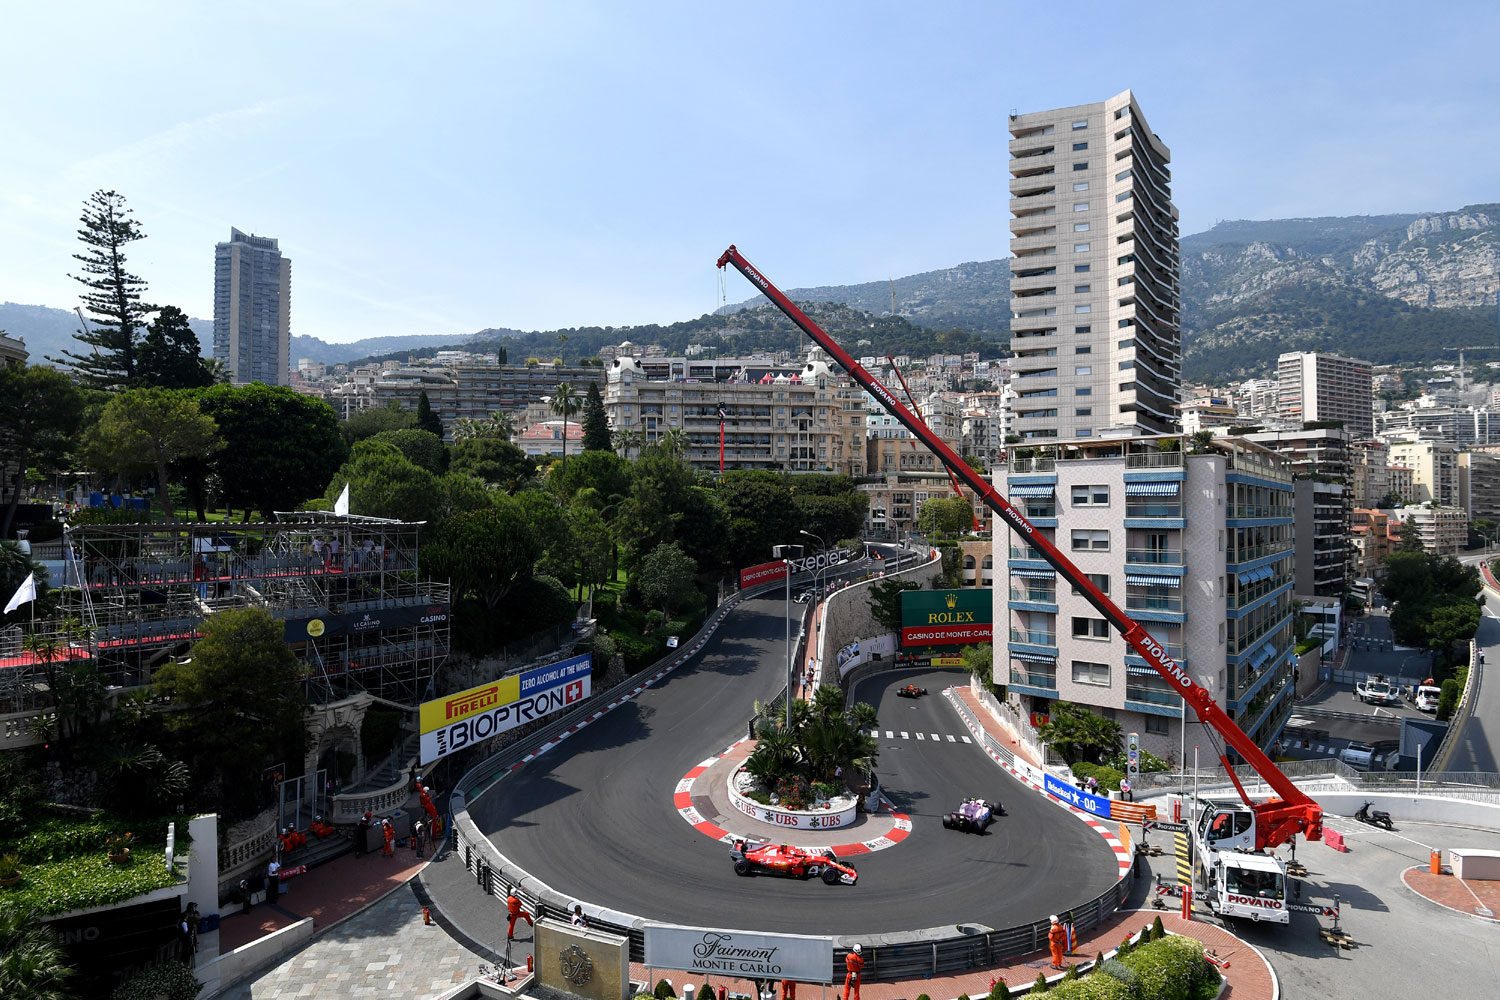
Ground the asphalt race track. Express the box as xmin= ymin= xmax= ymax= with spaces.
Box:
xmin=469 ymin=590 xmax=1118 ymax=935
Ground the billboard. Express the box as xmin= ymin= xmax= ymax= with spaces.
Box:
xmin=644 ymin=926 xmax=834 ymax=983
xmin=740 ymin=560 xmax=788 ymax=588
xmin=899 ymin=589 xmax=993 ymax=648
xmin=419 ymin=653 xmax=592 ymax=764
xmin=1043 ymin=771 xmax=1113 ymax=819
xmin=283 ymin=604 xmax=449 ymax=642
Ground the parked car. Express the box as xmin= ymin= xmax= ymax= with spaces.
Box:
xmin=1340 ymin=740 xmax=1400 ymax=771
xmin=1414 ymin=685 xmax=1442 ymax=713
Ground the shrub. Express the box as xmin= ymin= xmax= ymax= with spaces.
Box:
xmin=699 ymin=983 xmax=713 ymax=1000
xmin=1043 ymin=974 xmax=1133 ymax=1000
xmin=917 ymin=994 xmax=932 ymax=1000
xmin=111 ymin=960 xmax=203 ymax=1000
xmin=986 ymin=980 xmax=1010 ymax=1000
xmin=957 ymin=994 xmax=970 ymax=1000
xmin=1118 ymin=935 xmax=1219 ymax=1000
xmin=1438 ymin=678 xmax=1461 ymax=721
xmin=1033 ymin=972 xmax=1048 ymax=993
xmin=1151 ymin=915 xmax=1165 ymax=941
xmin=1062 ymin=963 xmax=1080 ymax=981
xmin=654 ymin=979 xmax=676 ymax=998
xmin=1097 ymin=959 xmax=1134 ymax=987
xmin=1092 ymin=952 xmax=1103 ymax=971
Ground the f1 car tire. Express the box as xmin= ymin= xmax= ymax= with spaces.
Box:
xmin=822 ymin=867 xmax=841 ymax=885
xmin=733 ymin=860 xmax=750 ymax=876
xmin=943 ymin=815 xmax=955 ymax=829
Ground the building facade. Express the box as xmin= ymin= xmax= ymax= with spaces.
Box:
xmin=1397 ymin=505 xmax=1468 ymax=555
xmin=1276 ymin=352 xmax=1373 ymax=439
xmin=1387 ymin=440 xmax=1460 ymax=507
xmin=997 ymin=435 xmax=1295 ymax=762
xmin=1007 ymin=90 xmax=1181 ymax=441
xmin=213 ymin=228 xmax=291 ymax=385
xmin=604 ymin=348 xmax=866 ymax=474
xmin=1460 ymin=449 xmax=1500 ymax=524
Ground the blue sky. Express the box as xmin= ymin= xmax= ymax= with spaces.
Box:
xmin=2 ymin=2 xmax=1496 ymax=344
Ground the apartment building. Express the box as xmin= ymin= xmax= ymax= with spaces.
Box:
xmin=1460 ymin=449 xmax=1500 ymax=522
xmin=1387 ymin=440 xmax=1459 ymax=507
xmin=0 ymin=331 xmax=26 ymax=367
xmin=604 ymin=347 xmax=866 ymax=474
xmin=1243 ymin=427 xmax=1354 ymax=597
xmin=859 ymin=475 xmax=993 ymax=539
xmin=997 ymin=435 xmax=1295 ymax=762
xmin=1349 ymin=509 xmax=1395 ymax=581
xmin=328 ymin=363 xmax=605 ymax=437
xmin=1276 ymin=352 xmax=1374 ymax=439
xmin=1008 ymin=91 xmax=1181 ymax=441
xmin=1396 ymin=505 xmax=1468 ymax=555
xmin=213 ymin=228 xmax=291 ymax=385
xmin=1350 ymin=440 xmax=1392 ymax=508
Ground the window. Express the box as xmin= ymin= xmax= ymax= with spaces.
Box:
xmin=1073 ymin=162 xmax=1089 ymax=171
xmin=1072 ymin=572 xmax=1110 ymax=596
xmin=1074 ymin=324 xmax=1092 ymax=333
xmin=1074 ymin=242 xmax=1091 ymax=252
xmin=1073 ymin=182 xmax=1089 ymax=192
xmin=1072 ymin=141 xmax=1088 ymax=151
xmin=1070 ymin=529 xmax=1109 ymax=551
xmin=1074 ymin=284 xmax=1091 ymax=293
xmin=1072 ymin=616 xmax=1110 ymax=638
xmin=1116 ymin=191 xmax=1132 ymax=202
xmin=1075 ymin=346 xmax=1092 ymax=355
xmin=1119 ymin=339 xmax=1133 ymax=349
xmin=1076 ymin=387 xmax=1092 ymax=395
xmin=1074 ymin=365 xmax=1092 ymax=375
xmin=1115 ymin=168 xmax=1133 ymax=181
xmin=1118 ymin=318 xmax=1134 ymax=328
xmin=1119 ymin=360 xmax=1135 ymax=370
xmin=1218 ymin=622 xmax=1226 ymax=644
xmin=1072 ymin=661 xmax=1110 ymax=686
xmin=1074 ymin=305 xmax=1091 ymax=313
xmin=1074 ymin=222 xmax=1090 ymax=231
xmin=1073 ymin=202 xmax=1090 ymax=211
xmin=1145 ymin=715 xmax=1169 ymax=736
xmin=1072 ymin=485 xmax=1109 ymax=506
xmin=1077 ymin=428 xmax=1092 ymax=436
xmin=1071 ymin=120 xmax=1088 ymax=130
xmin=1075 ymin=264 xmax=1091 ymax=273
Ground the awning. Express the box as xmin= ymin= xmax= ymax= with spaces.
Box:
xmin=1125 ymin=573 xmax=1180 ymax=588
xmin=1126 ymin=664 xmax=1159 ymax=678
xmin=1237 ymin=571 xmax=1252 ymax=586
xmin=1010 ymin=568 xmax=1056 ymax=579
xmin=1009 ymin=484 xmax=1056 ymax=498
xmin=1011 ymin=651 xmax=1057 ymax=664
xmin=1249 ymin=641 xmax=1275 ymax=668
xmin=1125 ymin=481 xmax=1180 ymax=497
xmin=1258 ymin=565 xmax=1275 ymax=582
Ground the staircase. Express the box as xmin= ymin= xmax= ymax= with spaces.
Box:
xmin=352 ymin=729 xmax=420 ymax=793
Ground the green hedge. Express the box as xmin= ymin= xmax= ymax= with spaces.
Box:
xmin=1069 ymin=762 xmax=1125 ymax=792
xmin=111 ymin=959 xmax=203 ymax=1000
xmin=1037 ymin=935 xmax=1218 ymax=1000
xmin=1038 ymin=974 xmax=1132 ymax=1000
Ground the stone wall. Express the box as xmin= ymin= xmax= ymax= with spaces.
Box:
xmin=815 ymin=548 xmax=943 ymax=682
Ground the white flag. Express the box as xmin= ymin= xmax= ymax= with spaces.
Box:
xmin=3 ymin=572 xmax=36 ymax=615
xmin=334 ymin=483 xmax=350 ymax=517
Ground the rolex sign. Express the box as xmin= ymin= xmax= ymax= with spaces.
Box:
xmin=899 ymin=589 xmax=993 ymax=648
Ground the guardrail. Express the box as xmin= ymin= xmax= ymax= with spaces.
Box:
xmin=1429 ymin=638 xmax=1481 ymax=773
xmin=1293 ymin=707 xmax=1404 ymax=727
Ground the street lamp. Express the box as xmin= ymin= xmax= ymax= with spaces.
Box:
xmin=799 ymin=529 xmax=828 ymax=596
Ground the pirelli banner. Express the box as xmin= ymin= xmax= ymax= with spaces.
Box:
xmin=419 ymin=653 xmax=592 ymax=764
xmin=899 ymin=589 xmax=993 ymax=648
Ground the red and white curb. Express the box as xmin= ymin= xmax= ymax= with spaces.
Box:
xmin=944 ymin=688 xmax=1133 ymax=879
xmin=673 ymin=738 xmax=913 ymax=855
xmin=507 ymin=594 xmax=756 ymax=771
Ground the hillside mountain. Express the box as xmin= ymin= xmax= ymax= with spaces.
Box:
xmin=0 ymin=302 xmax=214 ymax=363
xmin=289 ymin=330 xmax=510 ymax=366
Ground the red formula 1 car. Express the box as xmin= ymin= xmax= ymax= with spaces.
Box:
xmin=896 ymin=684 xmax=928 ymax=699
xmin=730 ymin=840 xmax=859 ymax=885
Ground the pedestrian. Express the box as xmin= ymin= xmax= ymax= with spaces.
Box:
xmin=506 ymin=892 xmax=534 ymax=940
xmin=381 ymin=819 xmax=394 ymax=857
xmin=267 ymin=858 xmax=281 ymax=904
xmin=781 ymin=980 xmax=797 ymax=1000
xmin=842 ymin=944 xmax=863 ymax=1000
xmin=356 ymin=812 xmax=371 ymax=857
xmin=571 ymin=904 xmax=588 ymax=928
xmin=1048 ymin=914 xmax=1067 ymax=969
xmin=1120 ymin=777 xmax=1133 ymax=802
xmin=413 ymin=819 xmax=425 ymax=858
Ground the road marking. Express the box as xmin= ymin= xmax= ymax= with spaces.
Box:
xmin=885 ymin=730 xmax=894 ymax=738
xmin=916 ymin=732 xmax=925 ymax=741
xmin=961 ymin=735 xmax=972 ymax=744
xmin=900 ymin=731 xmax=909 ymax=739
xmin=947 ymin=734 xmax=957 ymax=742
xmin=930 ymin=733 xmax=940 ymax=741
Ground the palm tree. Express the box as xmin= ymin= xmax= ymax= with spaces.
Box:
xmin=550 ymin=383 xmax=582 ymax=477
xmin=615 ymin=428 xmax=641 ymax=461
xmin=0 ymin=907 xmax=75 ymax=1000
xmin=488 ymin=410 xmax=516 ymax=442
xmin=660 ymin=427 xmax=688 ymax=460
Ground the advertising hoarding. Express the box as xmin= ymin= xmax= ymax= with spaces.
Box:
xmin=899 ymin=589 xmax=993 ymax=647
xmin=419 ymin=654 xmax=592 ymax=764
xmin=643 ymin=926 xmax=834 ymax=983
xmin=739 ymin=560 xmax=788 ymax=588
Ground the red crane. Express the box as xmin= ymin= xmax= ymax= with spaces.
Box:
xmin=718 ymin=245 xmax=1322 ymax=851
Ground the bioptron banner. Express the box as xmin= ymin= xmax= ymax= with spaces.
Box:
xmin=899 ymin=589 xmax=993 ymax=647
xmin=419 ymin=653 xmax=592 ymax=764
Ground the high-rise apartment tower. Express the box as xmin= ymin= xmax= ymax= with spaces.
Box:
xmin=1008 ymin=91 xmax=1181 ymax=441
xmin=1275 ymin=352 xmax=1373 ymax=439
xmin=213 ymin=228 xmax=291 ymax=385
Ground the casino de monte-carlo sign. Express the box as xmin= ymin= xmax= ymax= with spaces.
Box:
xmin=899 ymin=589 xmax=993 ymax=648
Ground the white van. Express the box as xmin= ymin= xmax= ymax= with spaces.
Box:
xmin=1414 ymin=685 xmax=1441 ymax=713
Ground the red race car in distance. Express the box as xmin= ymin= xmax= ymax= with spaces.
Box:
xmin=730 ymin=840 xmax=858 ymax=885
xmin=896 ymin=684 xmax=928 ymax=698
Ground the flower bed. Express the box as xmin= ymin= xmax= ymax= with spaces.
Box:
xmin=0 ymin=811 xmax=189 ymax=916
xmin=728 ymin=767 xmax=858 ymax=831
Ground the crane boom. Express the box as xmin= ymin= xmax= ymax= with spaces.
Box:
xmin=718 ymin=245 xmax=1322 ymax=849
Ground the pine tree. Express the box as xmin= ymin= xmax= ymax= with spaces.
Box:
xmin=582 ymin=381 xmax=611 ymax=452
xmin=137 ymin=305 xmax=212 ymax=389
xmin=417 ymin=390 xmax=444 ymax=438
xmin=56 ymin=189 xmax=153 ymax=390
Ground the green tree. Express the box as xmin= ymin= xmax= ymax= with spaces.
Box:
xmin=416 ymin=389 xmax=444 ymax=438
xmin=324 ymin=440 xmax=442 ymax=523
xmin=553 ymin=449 xmax=631 ymax=503
xmin=453 ymin=411 xmax=515 ymax=441
xmin=1037 ymin=701 xmax=1123 ymax=765
xmin=581 ymin=380 xmax=611 ymax=452
xmin=516 ymin=489 xmax=578 ymax=587
xmin=867 ymin=578 xmax=919 ymax=633
xmin=194 ymin=383 xmax=348 ymax=519
xmin=150 ymin=606 xmax=305 ymax=815
xmin=717 ymin=470 xmax=798 ymax=568
xmin=637 ymin=540 xmax=697 ymax=614
xmin=136 ymin=305 xmax=211 ymax=389
xmin=450 ymin=437 xmax=535 ymax=491
xmin=0 ymin=363 xmax=84 ymax=535
xmin=959 ymin=642 xmax=993 ymax=684
xmin=54 ymin=189 xmax=152 ymax=389
xmin=793 ymin=492 xmax=868 ymax=547
xmin=550 ymin=382 xmax=582 ymax=477
xmin=427 ymin=497 xmax=542 ymax=613
xmin=341 ymin=403 xmax=417 ymax=445
xmin=0 ymin=906 xmax=75 ymax=1000
xmin=570 ymin=504 xmax=613 ymax=600
xmin=1394 ymin=514 xmax=1425 ymax=553
xmin=89 ymin=388 xmax=220 ymax=520
xmin=369 ymin=428 xmax=447 ymax=474
xmin=918 ymin=496 xmax=972 ymax=536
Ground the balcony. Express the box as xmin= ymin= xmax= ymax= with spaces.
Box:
xmin=1009 ymin=545 xmax=1048 ymax=561
xmin=1009 ymin=665 xmax=1058 ymax=689
xmin=1009 ymin=628 xmax=1058 ymax=646
xmin=1124 ymin=502 xmax=1182 ymax=519
xmin=1009 ymin=587 xmax=1057 ymax=605
xmin=1009 ymin=457 xmax=1056 ymax=473
xmin=1125 ymin=594 xmax=1184 ymax=614
xmin=1124 ymin=451 xmax=1183 ymax=469
xmin=1125 ymin=547 xmax=1184 ymax=566
xmin=1125 ymin=683 xmax=1183 ymax=707
xmin=1226 ymin=504 xmax=1292 ymax=519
